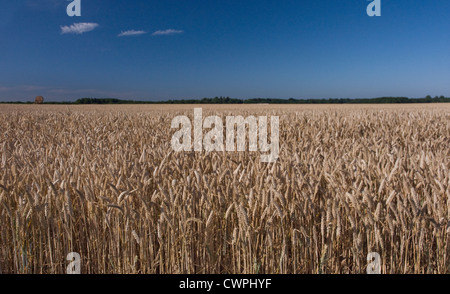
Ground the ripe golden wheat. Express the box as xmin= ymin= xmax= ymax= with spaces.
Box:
xmin=0 ymin=104 xmax=448 ymax=274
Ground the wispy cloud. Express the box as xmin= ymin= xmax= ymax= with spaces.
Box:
xmin=152 ymin=29 xmax=184 ymax=36
xmin=118 ymin=30 xmax=147 ymax=37
xmin=61 ymin=23 xmax=99 ymax=35
xmin=0 ymin=85 xmax=47 ymax=92
xmin=46 ymin=88 xmax=137 ymax=97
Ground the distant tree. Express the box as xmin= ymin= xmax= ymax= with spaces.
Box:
xmin=67 ymin=96 xmax=450 ymax=105
xmin=35 ymin=96 xmax=44 ymax=104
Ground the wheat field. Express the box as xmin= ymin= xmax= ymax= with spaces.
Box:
xmin=0 ymin=104 xmax=448 ymax=274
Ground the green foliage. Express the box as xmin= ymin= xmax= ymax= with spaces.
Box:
xmin=2 ymin=96 xmax=450 ymax=105
xmin=73 ymin=96 xmax=450 ymax=104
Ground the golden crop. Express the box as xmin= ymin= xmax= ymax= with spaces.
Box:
xmin=0 ymin=104 xmax=448 ymax=274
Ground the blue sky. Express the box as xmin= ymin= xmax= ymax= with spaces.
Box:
xmin=0 ymin=0 xmax=449 ymax=101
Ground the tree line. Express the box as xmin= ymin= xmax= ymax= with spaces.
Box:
xmin=74 ymin=96 xmax=450 ymax=104
xmin=1 ymin=95 xmax=449 ymax=104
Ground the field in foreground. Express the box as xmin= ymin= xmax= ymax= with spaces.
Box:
xmin=0 ymin=104 xmax=449 ymax=274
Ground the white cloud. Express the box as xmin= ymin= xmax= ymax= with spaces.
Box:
xmin=118 ymin=30 xmax=147 ymax=37
xmin=61 ymin=23 xmax=99 ymax=35
xmin=152 ymin=29 xmax=184 ymax=36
